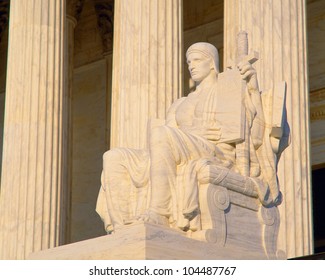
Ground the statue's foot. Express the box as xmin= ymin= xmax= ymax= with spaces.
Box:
xmin=139 ymin=209 xmax=169 ymax=226
xmin=105 ymin=224 xmax=115 ymax=234
xmin=107 ymin=218 xmax=141 ymax=234
xmin=123 ymin=218 xmax=140 ymax=225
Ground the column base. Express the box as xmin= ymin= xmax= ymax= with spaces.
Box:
xmin=28 ymin=222 xmax=273 ymax=260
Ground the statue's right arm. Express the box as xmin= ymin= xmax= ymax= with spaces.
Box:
xmin=165 ymin=97 xmax=186 ymax=127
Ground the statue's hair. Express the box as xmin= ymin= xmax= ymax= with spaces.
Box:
xmin=186 ymin=42 xmax=220 ymax=73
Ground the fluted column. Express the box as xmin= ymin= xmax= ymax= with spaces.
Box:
xmin=110 ymin=0 xmax=183 ymax=149
xmin=224 ymin=0 xmax=312 ymax=258
xmin=0 ymin=0 xmax=66 ymax=259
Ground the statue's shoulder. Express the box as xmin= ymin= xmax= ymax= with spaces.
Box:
xmin=187 ymin=92 xmax=198 ymax=98
xmin=168 ymin=96 xmax=186 ymax=111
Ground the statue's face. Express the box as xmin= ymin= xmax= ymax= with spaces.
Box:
xmin=187 ymin=52 xmax=213 ymax=82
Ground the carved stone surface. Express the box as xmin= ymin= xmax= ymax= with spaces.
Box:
xmin=29 ymin=222 xmax=274 ymax=260
xmin=96 ymin=37 xmax=289 ymax=258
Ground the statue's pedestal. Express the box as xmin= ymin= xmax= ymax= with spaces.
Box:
xmin=28 ymin=222 xmax=271 ymax=260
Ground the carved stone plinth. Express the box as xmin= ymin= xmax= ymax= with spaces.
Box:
xmin=28 ymin=222 xmax=276 ymax=260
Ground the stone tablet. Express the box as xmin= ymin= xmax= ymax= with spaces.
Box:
xmin=215 ymin=68 xmax=246 ymax=143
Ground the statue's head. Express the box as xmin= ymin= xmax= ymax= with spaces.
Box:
xmin=186 ymin=42 xmax=219 ymax=83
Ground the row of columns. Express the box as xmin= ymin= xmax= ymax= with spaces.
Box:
xmin=0 ymin=0 xmax=312 ymax=259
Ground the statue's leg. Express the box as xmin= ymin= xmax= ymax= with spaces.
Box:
xmin=148 ymin=126 xmax=177 ymax=219
xmin=102 ymin=149 xmax=134 ymax=228
xmin=96 ymin=181 xmax=113 ymax=233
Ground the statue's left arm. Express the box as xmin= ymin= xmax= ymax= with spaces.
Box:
xmin=237 ymin=61 xmax=265 ymax=149
xmin=165 ymin=97 xmax=186 ymax=127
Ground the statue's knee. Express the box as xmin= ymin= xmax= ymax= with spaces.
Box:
xmin=103 ymin=149 xmax=124 ymax=164
xmin=150 ymin=126 xmax=169 ymax=144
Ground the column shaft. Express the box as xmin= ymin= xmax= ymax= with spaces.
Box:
xmin=0 ymin=0 xmax=66 ymax=259
xmin=224 ymin=0 xmax=312 ymax=258
xmin=110 ymin=0 xmax=183 ymax=149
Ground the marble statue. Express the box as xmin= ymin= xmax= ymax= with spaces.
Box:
xmin=96 ymin=32 xmax=289 ymax=258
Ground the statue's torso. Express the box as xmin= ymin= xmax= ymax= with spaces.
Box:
xmin=175 ymin=87 xmax=212 ymax=129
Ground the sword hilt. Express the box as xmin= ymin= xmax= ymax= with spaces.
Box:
xmin=237 ymin=31 xmax=248 ymax=62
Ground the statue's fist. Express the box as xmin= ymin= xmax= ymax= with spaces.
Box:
xmin=237 ymin=61 xmax=259 ymax=93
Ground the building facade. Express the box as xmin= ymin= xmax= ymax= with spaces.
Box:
xmin=0 ymin=0 xmax=324 ymax=259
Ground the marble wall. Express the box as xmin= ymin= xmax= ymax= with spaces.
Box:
xmin=70 ymin=59 xmax=107 ymax=242
xmin=74 ymin=0 xmax=106 ymax=68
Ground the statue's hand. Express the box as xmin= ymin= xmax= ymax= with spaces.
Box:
xmin=237 ymin=61 xmax=258 ymax=93
xmin=203 ymin=126 xmax=222 ymax=143
xmin=181 ymin=123 xmax=221 ymax=143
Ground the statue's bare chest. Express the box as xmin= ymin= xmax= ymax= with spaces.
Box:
xmin=175 ymin=93 xmax=207 ymax=126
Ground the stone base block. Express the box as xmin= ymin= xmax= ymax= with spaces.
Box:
xmin=28 ymin=222 xmax=270 ymax=260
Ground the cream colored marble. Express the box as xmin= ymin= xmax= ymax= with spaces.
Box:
xmin=28 ymin=222 xmax=276 ymax=260
xmin=97 ymin=40 xmax=288 ymax=258
xmin=0 ymin=0 xmax=66 ymax=260
xmin=110 ymin=0 xmax=183 ymax=149
xmin=224 ymin=0 xmax=312 ymax=258
xmin=183 ymin=19 xmax=224 ymax=94
xmin=0 ymin=0 xmax=320 ymax=261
